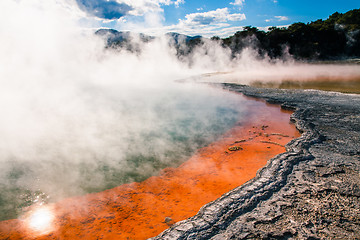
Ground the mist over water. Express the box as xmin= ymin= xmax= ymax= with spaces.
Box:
xmin=0 ymin=0 xmax=246 ymax=220
xmin=1 ymin=0 xmax=360 ymax=221
xmin=0 ymin=81 xmax=245 ymax=220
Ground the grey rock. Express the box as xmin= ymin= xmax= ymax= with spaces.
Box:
xmin=151 ymin=85 xmax=360 ymax=240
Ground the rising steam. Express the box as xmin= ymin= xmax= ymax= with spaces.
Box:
xmin=0 ymin=0 xmax=245 ymax=220
xmin=0 ymin=0 xmax=359 ymax=221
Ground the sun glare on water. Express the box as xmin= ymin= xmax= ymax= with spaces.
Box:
xmin=26 ymin=206 xmax=55 ymax=235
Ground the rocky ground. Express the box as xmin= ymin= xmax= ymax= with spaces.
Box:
xmin=151 ymin=84 xmax=360 ymax=239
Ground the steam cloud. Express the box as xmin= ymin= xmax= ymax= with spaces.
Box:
xmin=0 ymin=0 xmax=359 ymax=220
xmin=0 ymin=0 xmax=244 ymax=220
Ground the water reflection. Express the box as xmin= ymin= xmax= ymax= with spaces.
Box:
xmin=25 ymin=206 xmax=55 ymax=236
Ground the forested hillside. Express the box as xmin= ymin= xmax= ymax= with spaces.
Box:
xmin=97 ymin=8 xmax=360 ymax=60
xmin=219 ymin=9 xmax=360 ymax=59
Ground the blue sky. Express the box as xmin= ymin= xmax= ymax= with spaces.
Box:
xmin=76 ymin=0 xmax=360 ymax=37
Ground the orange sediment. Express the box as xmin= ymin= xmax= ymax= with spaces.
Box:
xmin=0 ymin=97 xmax=300 ymax=240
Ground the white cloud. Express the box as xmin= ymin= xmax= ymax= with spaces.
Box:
xmin=120 ymin=0 xmax=184 ymax=16
xmin=264 ymin=16 xmax=289 ymax=24
xmin=180 ymin=8 xmax=246 ymax=26
xmin=109 ymin=0 xmax=187 ymax=30
xmin=135 ymin=21 xmax=246 ymax=38
xmin=275 ymin=16 xmax=289 ymax=21
xmin=227 ymin=13 xmax=246 ymax=21
xmin=117 ymin=8 xmax=246 ymax=37
xmin=211 ymin=26 xmax=245 ymax=37
xmin=75 ymin=0 xmax=247 ymax=37
xmin=230 ymin=0 xmax=245 ymax=8
xmin=173 ymin=0 xmax=185 ymax=7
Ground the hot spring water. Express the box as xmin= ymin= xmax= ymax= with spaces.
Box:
xmin=0 ymin=83 xmax=248 ymax=221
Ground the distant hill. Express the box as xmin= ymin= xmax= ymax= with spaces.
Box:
xmin=95 ymin=29 xmax=154 ymax=52
xmin=221 ymin=8 xmax=360 ymax=60
xmin=165 ymin=32 xmax=203 ymax=56
xmin=96 ymin=8 xmax=360 ymax=60
xmin=165 ymin=32 xmax=202 ymax=44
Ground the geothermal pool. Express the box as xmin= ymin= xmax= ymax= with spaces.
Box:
xmin=0 ymin=83 xmax=244 ymax=221
xmin=0 ymin=84 xmax=300 ymax=239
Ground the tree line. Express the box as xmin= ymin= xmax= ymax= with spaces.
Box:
xmin=98 ymin=8 xmax=360 ymax=61
xmin=195 ymin=9 xmax=360 ymax=60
